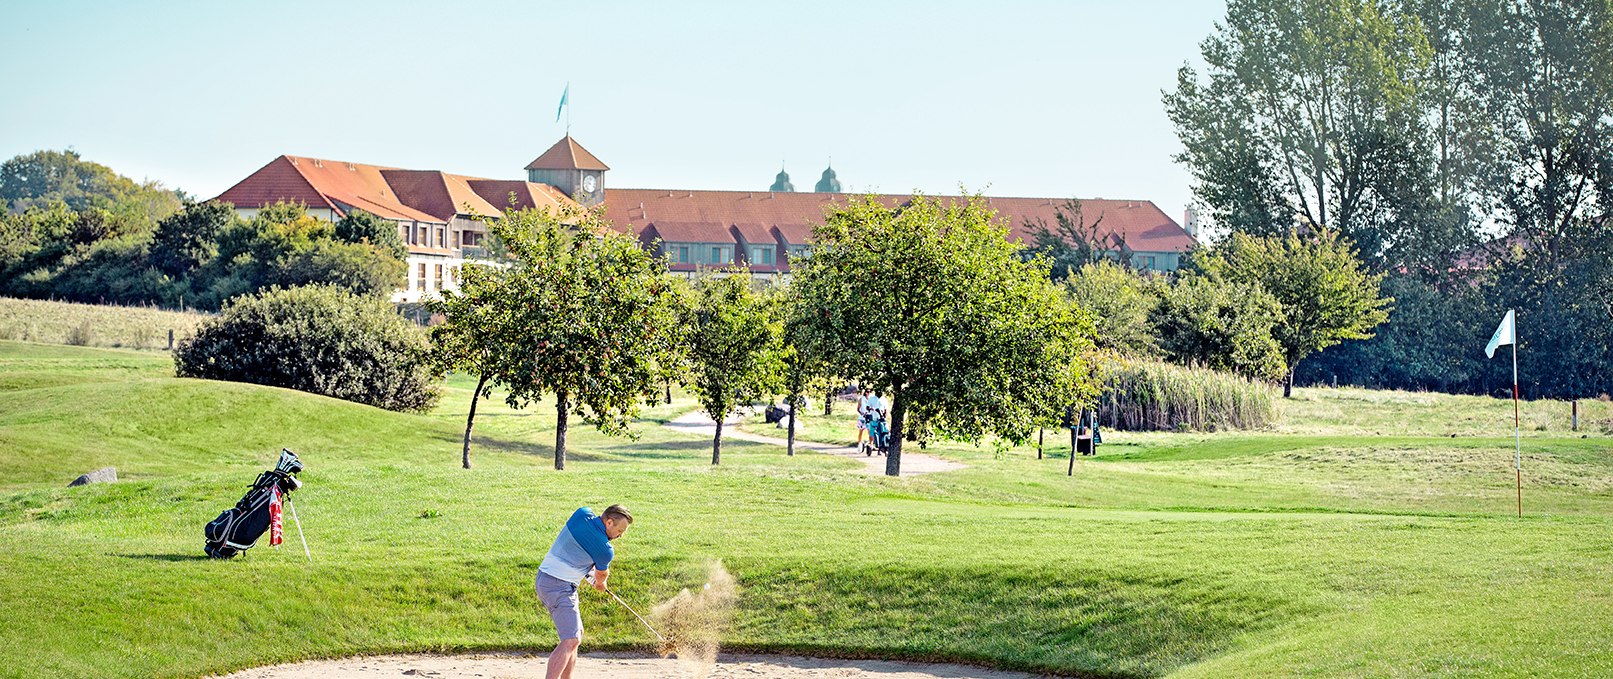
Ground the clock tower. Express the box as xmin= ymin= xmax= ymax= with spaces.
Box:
xmin=525 ymin=136 xmax=609 ymax=206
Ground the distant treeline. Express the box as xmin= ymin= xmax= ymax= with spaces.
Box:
xmin=1152 ymin=0 xmax=1613 ymax=401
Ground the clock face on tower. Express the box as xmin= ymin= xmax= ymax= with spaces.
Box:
xmin=582 ymin=174 xmax=597 ymax=193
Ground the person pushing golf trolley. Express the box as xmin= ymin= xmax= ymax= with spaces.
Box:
xmin=536 ymin=504 xmax=663 ymax=679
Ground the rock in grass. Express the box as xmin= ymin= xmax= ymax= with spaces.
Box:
xmin=68 ymin=467 xmax=116 ymax=487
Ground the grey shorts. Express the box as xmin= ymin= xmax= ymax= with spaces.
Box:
xmin=535 ymin=572 xmax=582 ymax=640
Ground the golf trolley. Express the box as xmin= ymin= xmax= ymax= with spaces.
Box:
xmin=204 ymin=449 xmax=310 ymax=560
xmin=861 ymin=409 xmax=891 ymax=457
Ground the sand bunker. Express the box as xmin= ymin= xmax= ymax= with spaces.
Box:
xmin=218 ymin=651 xmax=1048 ymax=678
xmin=222 ymin=565 xmax=1044 ymax=678
xmin=648 ymin=561 xmax=739 ymax=675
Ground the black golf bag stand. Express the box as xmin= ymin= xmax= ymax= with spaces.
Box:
xmin=204 ymin=449 xmax=304 ymax=559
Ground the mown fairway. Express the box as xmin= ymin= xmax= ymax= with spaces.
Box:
xmin=1 ymin=340 xmax=1611 ymax=678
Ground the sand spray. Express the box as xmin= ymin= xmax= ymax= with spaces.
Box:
xmin=649 ymin=560 xmax=739 ymax=677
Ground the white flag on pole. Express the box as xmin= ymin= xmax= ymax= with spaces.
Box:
xmin=1485 ymin=309 xmax=1515 ymax=358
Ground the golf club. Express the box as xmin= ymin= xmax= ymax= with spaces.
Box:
xmin=604 ymin=587 xmax=668 ymax=646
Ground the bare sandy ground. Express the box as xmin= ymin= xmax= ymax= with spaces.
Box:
xmin=218 ymin=652 xmax=1047 ymax=679
xmin=665 ymin=409 xmax=965 ymax=476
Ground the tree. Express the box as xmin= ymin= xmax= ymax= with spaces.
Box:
xmin=1297 ymin=272 xmax=1486 ymax=391
xmin=682 ymin=272 xmax=784 ymax=465
xmin=200 ymin=202 xmax=404 ymax=307
xmin=335 ymin=209 xmax=407 ymax=259
xmin=1150 ymin=274 xmax=1287 ymax=380
xmin=150 ymin=201 xmax=234 ymax=278
xmin=429 ymin=262 xmax=517 ymax=469
xmin=488 ymin=205 xmax=686 ymax=470
xmin=1165 ymin=0 xmax=1436 ymax=267
xmin=1021 ymin=199 xmax=1131 ymax=281
xmin=0 ymin=150 xmax=182 ymax=222
xmin=1194 ymin=230 xmax=1392 ymax=396
xmin=1062 ymin=260 xmax=1163 ymax=357
xmin=779 ymin=291 xmax=836 ymax=458
xmin=790 ymin=193 xmax=1099 ymax=476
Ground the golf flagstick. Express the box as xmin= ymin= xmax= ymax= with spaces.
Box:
xmin=286 ymin=495 xmax=312 ymax=562
xmin=606 ymin=588 xmax=667 ymax=644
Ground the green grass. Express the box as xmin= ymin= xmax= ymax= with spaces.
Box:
xmin=2 ymin=340 xmax=1612 ymax=678
xmin=0 ymin=296 xmax=209 ymax=351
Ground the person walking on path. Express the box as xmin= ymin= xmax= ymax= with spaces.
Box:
xmin=536 ymin=504 xmax=634 ymax=679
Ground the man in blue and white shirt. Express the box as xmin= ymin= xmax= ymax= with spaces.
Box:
xmin=536 ymin=504 xmax=633 ymax=679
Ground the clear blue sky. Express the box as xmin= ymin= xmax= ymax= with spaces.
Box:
xmin=1 ymin=0 xmax=1225 ymax=225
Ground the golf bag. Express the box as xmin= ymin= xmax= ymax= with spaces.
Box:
xmin=862 ymin=410 xmax=891 ymax=456
xmin=204 ymin=449 xmax=303 ymax=559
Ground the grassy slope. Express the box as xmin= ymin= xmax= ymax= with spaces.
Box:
xmin=1 ymin=340 xmax=1611 ymax=678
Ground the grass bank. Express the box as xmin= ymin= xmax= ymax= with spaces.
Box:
xmin=1 ymin=341 xmax=1611 ymax=678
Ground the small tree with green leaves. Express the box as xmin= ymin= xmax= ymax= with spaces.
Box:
xmin=487 ymin=205 xmax=687 ymax=470
xmin=778 ymin=286 xmax=837 ymax=457
xmin=790 ymin=193 xmax=1100 ymax=476
xmin=682 ymin=272 xmax=784 ymax=465
xmin=1193 ymin=230 xmax=1392 ymax=395
xmin=428 ymin=262 xmax=516 ymax=469
xmin=1063 ymin=259 xmax=1163 ymax=358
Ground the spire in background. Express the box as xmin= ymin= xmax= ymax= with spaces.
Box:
xmin=771 ymin=162 xmax=795 ymax=192
xmin=814 ymin=161 xmax=841 ymax=193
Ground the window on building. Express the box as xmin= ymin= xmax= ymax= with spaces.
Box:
xmin=417 ymin=263 xmax=426 ymax=291
xmin=436 ymin=227 xmax=445 ymax=248
xmin=676 ymin=245 xmax=690 ymax=263
xmin=399 ymin=224 xmax=410 ymax=246
xmin=453 ymin=231 xmax=460 ymax=249
xmin=761 ymin=248 xmax=774 ymax=265
xmin=435 ymin=264 xmax=443 ymax=289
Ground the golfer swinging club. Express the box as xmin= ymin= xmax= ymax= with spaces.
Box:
xmin=536 ymin=504 xmax=633 ymax=679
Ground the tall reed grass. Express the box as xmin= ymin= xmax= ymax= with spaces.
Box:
xmin=0 ymin=297 xmax=208 ymax=351
xmin=1100 ymin=360 xmax=1278 ymax=431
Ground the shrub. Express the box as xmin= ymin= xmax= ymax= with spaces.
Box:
xmin=1151 ymin=274 xmax=1286 ymax=380
xmin=1099 ymin=359 xmax=1278 ymax=432
xmin=65 ymin=319 xmax=94 ymax=346
xmin=174 ymin=285 xmax=441 ymax=412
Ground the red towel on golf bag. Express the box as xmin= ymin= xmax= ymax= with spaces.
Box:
xmin=269 ymin=486 xmax=283 ymax=546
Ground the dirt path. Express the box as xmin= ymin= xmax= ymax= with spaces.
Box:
xmin=218 ymin=651 xmax=1046 ymax=678
xmin=664 ymin=409 xmax=965 ymax=476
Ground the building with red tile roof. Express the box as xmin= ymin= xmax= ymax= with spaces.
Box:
xmin=212 ymin=135 xmax=1197 ymax=299
xmin=214 ymin=154 xmax=579 ymax=302
xmin=603 ymin=188 xmax=1197 ymax=274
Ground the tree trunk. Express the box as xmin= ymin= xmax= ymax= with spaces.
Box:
xmin=885 ymin=390 xmax=905 ymax=477
xmin=1037 ymin=428 xmax=1044 ymax=460
xmin=786 ymin=391 xmax=798 ymax=456
xmin=1068 ymin=424 xmax=1077 ymax=476
xmin=554 ymin=391 xmax=569 ymax=471
xmin=823 ymin=389 xmax=834 ymax=416
xmin=712 ymin=414 xmax=723 ymax=465
xmin=665 ymin=380 xmax=672 ymax=405
xmin=1284 ymin=368 xmax=1294 ymax=399
xmin=462 ymin=373 xmax=489 ymax=470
